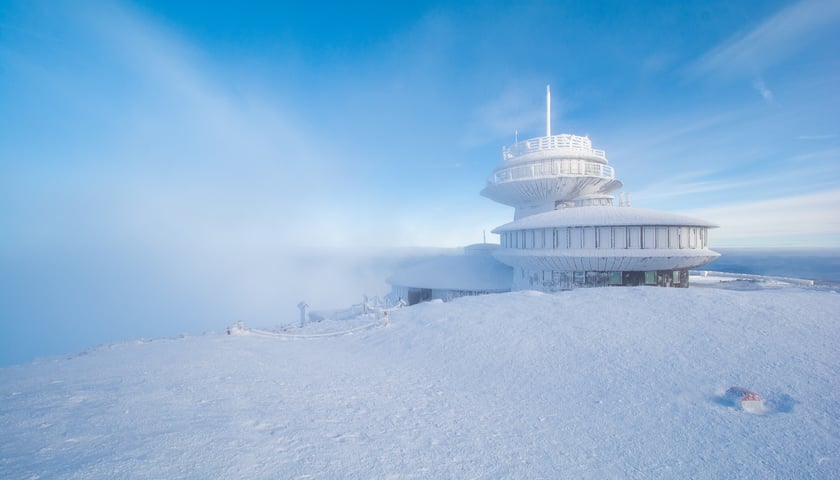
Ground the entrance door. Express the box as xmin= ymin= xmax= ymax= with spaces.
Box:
xmin=407 ymin=288 xmax=433 ymax=305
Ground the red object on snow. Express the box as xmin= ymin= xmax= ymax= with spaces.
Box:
xmin=741 ymin=391 xmax=762 ymax=402
xmin=725 ymin=387 xmax=765 ymax=413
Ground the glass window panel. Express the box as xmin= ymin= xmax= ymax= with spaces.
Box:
xmin=613 ymin=227 xmax=627 ymax=248
xmin=656 ymin=227 xmax=668 ymax=248
xmin=628 ymin=227 xmax=641 ymax=248
xmin=643 ymin=227 xmax=655 ymax=249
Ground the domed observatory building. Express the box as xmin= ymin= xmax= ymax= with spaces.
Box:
xmin=483 ymin=87 xmax=719 ymax=290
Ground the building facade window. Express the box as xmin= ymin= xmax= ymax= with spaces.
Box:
xmin=642 ymin=226 xmax=655 ymax=249
xmin=614 ymin=227 xmax=627 ymax=249
xmin=598 ymin=227 xmax=610 ymax=249
xmin=584 ymin=227 xmax=596 ymax=248
xmin=669 ymin=227 xmax=679 ymax=248
xmin=645 ymin=271 xmax=656 ymax=284
xmin=656 ymin=227 xmax=668 ymax=249
xmin=628 ymin=227 xmax=641 ymax=249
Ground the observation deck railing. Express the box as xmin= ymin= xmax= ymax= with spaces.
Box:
xmin=488 ymin=159 xmax=615 ymax=185
xmin=503 ymin=134 xmax=606 ymax=161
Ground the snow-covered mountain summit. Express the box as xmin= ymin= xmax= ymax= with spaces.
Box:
xmin=1 ymin=281 xmax=838 ymax=478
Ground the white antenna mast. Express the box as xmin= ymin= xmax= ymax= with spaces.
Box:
xmin=546 ymin=85 xmax=551 ymax=137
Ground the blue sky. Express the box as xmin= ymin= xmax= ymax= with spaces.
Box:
xmin=1 ymin=0 xmax=839 ymax=364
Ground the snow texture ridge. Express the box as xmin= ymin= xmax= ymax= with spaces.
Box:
xmin=1 ymin=287 xmax=838 ymax=479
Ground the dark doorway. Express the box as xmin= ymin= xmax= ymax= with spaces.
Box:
xmin=407 ymin=288 xmax=433 ymax=305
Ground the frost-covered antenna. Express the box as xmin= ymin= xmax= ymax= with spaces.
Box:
xmin=297 ymin=301 xmax=308 ymax=328
xmin=546 ymin=85 xmax=551 ymax=137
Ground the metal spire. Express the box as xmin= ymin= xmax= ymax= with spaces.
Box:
xmin=546 ymin=85 xmax=551 ymax=137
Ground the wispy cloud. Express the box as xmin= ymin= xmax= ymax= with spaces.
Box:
xmin=797 ymin=134 xmax=838 ymax=141
xmin=633 ymin=177 xmax=764 ymax=203
xmin=460 ymin=84 xmax=548 ymax=148
xmin=684 ymin=189 xmax=840 ymax=247
xmin=1 ymin=2 xmax=421 ymax=357
xmin=611 ymin=108 xmax=742 ymax=150
xmin=63 ymin=2 xmax=382 ymax=251
xmin=752 ymin=77 xmax=774 ymax=102
xmin=689 ymin=0 xmax=840 ymax=78
xmin=784 ymin=146 xmax=840 ymax=162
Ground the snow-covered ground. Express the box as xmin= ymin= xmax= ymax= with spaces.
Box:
xmin=2 ymin=280 xmax=838 ymax=478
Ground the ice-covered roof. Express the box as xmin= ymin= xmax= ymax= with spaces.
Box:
xmin=492 ymin=206 xmax=718 ymax=232
xmin=463 ymin=243 xmax=500 ymax=256
xmin=386 ymin=254 xmax=512 ymax=291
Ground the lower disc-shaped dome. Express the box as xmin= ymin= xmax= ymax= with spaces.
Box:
xmin=493 ymin=248 xmax=720 ymax=272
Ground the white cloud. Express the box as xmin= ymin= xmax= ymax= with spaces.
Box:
xmin=752 ymin=77 xmax=774 ymax=101
xmin=683 ymin=189 xmax=840 ymax=247
xmin=633 ymin=176 xmax=765 ymax=203
xmin=690 ymin=0 xmax=840 ymax=77
xmin=797 ymin=134 xmax=838 ymax=141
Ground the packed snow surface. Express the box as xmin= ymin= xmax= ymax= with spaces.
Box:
xmin=2 ymin=285 xmax=839 ymax=478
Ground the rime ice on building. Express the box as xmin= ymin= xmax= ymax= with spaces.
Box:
xmin=387 ymin=244 xmax=512 ymax=305
xmin=484 ymin=86 xmax=720 ymax=290
xmin=388 ymin=87 xmax=719 ymax=304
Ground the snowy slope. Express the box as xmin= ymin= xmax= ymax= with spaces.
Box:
xmin=1 ymin=285 xmax=839 ymax=479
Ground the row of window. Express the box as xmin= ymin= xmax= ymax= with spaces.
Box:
xmin=530 ymin=270 xmax=681 ymax=286
xmin=500 ymin=226 xmax=709 ymax=250
xmin=493 ymin=159 xmax=613 ymax=183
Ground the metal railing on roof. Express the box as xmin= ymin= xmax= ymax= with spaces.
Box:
xmin=503 ymin=134 xmax=606 ymax=161
xmin=488 ymin=159 xmax=615 ymax=185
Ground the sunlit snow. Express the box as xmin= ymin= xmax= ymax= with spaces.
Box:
xmin=1 ymin=278 xmax=838 ymax=478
